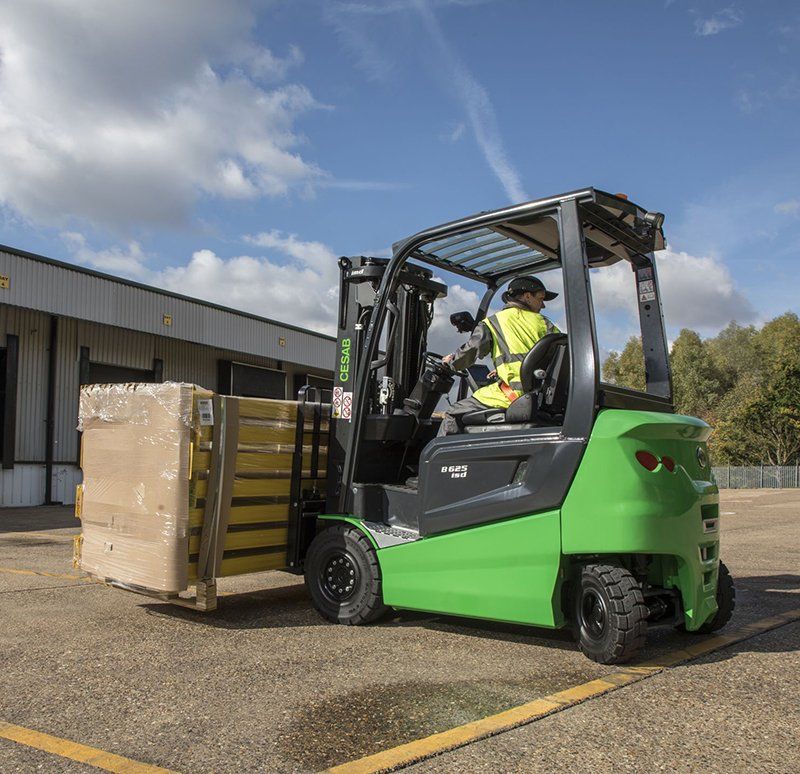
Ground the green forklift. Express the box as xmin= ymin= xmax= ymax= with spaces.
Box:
xmin=289 ymin=188 xmax=734 ymax=664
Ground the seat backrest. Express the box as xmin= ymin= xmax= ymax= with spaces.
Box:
xmin=520 ymin=333 xmax=568 ymax=393
xmin=541 ymin=341 xmax=570 ymax=414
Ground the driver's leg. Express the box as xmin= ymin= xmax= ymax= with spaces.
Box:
xmin=438 ymin=396 xmax=487 ymax=436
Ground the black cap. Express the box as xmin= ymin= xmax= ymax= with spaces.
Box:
xmin=506 ymin=275 xmax=558 ymax=301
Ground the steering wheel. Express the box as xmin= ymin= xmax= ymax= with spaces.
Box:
xmin=425 ymin=352 xmax=487 ymax=394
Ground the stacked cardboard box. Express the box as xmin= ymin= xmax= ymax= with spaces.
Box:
xmin=76 ymin=382 xmax=327 ymax=602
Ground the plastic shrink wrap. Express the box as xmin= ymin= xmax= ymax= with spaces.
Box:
xmin=77 ymin=383 xmax=201 ymax=593
xmin=76 ymin=383 xmax=328 ymax=596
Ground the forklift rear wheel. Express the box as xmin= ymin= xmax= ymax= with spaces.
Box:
xmin=679 ymin=560 xmax=735 ymax=634
xmin=573 ymin=564 xmax=648 ymax=665
xmin=305 ymin=525 xmax=388 ymax=625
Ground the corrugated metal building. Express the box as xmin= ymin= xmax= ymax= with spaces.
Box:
xmin=0 ymin=244 xmax=336 ymax=506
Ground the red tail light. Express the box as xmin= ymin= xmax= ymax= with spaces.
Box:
xmin=662 ymin=456 xmax=676 ymax=472
xmin=635 ymin=451 xmax=659 ymax=471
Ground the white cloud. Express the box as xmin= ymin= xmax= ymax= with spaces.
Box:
xmin=694 ymin=6 xmax=743 ymax=36
xmin=775 ymin=199 xmax=800 ymax=217
xmin=0 ymin=1 xmax=322 ymax=231
xmin=590 ymin=249 xmax=755 ymax=342
xmin=164 ymin=232 xmax=341 ymax=334
xmin=60 ymin=232 xmax=149 ymax=278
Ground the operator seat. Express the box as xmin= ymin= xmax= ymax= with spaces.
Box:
xmin=459 ymin=333 xmax=568 ymax=429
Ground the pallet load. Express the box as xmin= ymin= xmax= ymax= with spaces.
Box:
xmin=74 ymin=382 xmax=329 ymax=610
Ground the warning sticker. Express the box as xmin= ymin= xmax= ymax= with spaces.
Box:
xmin=332 ymin=386 xmax=343 ymax=419
xmin=342 ymin=391 xmax=353 ymax=420
xmin=638 ymin=279 xmax=655 ymax=303
xmin=332 ymin=387 xmax=353 ymax=421
xmin=197 ymin=398 xmax=214 ymax=426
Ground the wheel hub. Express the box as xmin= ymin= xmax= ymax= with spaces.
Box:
xmin=581 ymin=589 xmax=607 ymax=639
xmin=322 ymin=553 xmax=358 ymax=602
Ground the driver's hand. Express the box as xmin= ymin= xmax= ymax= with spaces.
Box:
xmin=487 ymin=369 xmax=497 ymax=379
xmin=442 ymin=353 xmax=455 ymax=365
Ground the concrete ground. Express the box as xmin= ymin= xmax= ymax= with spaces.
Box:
xmin=0 ymin=490 xmax=798 ymax=773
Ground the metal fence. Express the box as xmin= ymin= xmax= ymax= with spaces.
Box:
xmin=712 ymin=465 xmax=800 ymax=489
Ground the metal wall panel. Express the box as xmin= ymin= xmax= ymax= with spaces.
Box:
xmin=0 ymin=465 xmax=46 ymax=506
xmin=51 ymin=465 xmax=82 ymax=505
xmin=0 ymin=247 xmax=336 ymax=371
xmin=0 ymin=305 xmax=50 ymax=461
xmin=79 ymin=320 xmax=155 ymax=370
xmin=54 ymin=317 xmax=80 ymax=464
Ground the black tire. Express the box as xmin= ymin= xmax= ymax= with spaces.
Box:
xmin=305 ymin=525 xmax=388 ymax=625
xmin=572 ymin=564 xmax=648 ymax=665
xmin=685 ymin=561 xmax=736 ymax=634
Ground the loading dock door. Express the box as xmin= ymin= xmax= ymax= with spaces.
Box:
xmin=293 ymin=373 xmax=333 ymax=401
xmin=85 ymin=363 xmax=155 ymax=384
xmin=229 ymin=362 xmax=286 ymax=399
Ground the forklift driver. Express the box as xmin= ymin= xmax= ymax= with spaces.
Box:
xmin=438 ymin=276 xmax=560 ymax=435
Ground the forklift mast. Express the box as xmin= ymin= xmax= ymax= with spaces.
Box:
xmin=326 ymin=257 xmax=447 ymax=511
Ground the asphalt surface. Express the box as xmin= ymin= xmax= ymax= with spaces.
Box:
xmin=0 ymin=491 xmax=798 ymax=772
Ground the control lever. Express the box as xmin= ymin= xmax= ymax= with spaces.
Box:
xmin=402 ymin=360 xmax=454 ymax=421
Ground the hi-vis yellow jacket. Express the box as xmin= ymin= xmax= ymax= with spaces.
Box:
xmin=450 ymin=305 xmax=559 ymax=409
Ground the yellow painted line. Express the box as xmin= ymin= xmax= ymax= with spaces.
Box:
xmin=0 ymin=566 xmax=88 ymax=581
xmin=0 ymin=721 xmax=176 ymax=773
xmin=328 ymin=607 xmax=800 ymax=774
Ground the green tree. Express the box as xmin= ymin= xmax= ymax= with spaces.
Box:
xmin=670 ymin=329 xmax=723 ymax=420
xmin=758 ymin=312 xmax=800 ymax=372
xmin=602 ymin=337 xmax=645 ymax=391
xmin=707 ymin=321 xmax=761 ymax=392
xmin=715 ymin=367 xmax=800 ymax=465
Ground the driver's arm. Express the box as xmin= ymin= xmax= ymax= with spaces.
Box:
xmin=444 ymin=322 xmax=492 ymax=371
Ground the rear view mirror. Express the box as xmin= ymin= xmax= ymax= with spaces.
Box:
xmin=450 ymin=311 xmax=476 ymax=333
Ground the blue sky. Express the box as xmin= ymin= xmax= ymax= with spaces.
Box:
xmin=0 ymin=0 xmax=798 ymax=355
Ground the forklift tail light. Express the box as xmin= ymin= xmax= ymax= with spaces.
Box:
xmin=661 ymin=456 xmax=676 ymax=473
xmin=635 ymin=451 xmax=659 ymax=471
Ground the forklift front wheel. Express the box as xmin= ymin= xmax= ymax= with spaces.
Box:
xmin=305 ymin=525 xmax=388 ymax=626
xmin=573 ymin=564 xmax=649 ymax=665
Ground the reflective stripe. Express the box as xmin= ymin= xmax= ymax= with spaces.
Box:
xmin=545 ymin=317 xmax=555 ymax=334
xmin=486 ymin=317 xmax=527 ymax=366
xmin=494 ymin=352 xmax=526 ymax=365
xmin=486 ymin=315 xmax=512 ymax=366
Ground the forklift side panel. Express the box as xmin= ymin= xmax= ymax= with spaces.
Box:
xmin=378 ymin=509 xmax=564 ymax=628
xmin=561 ymin=408 xmax=719 ymax=630
xmin=417 ymin=433 xmax=584 ymax=535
